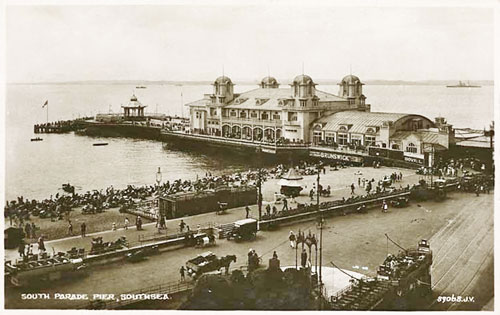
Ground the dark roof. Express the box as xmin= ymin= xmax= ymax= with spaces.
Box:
xmin=316 ymin=111 xmax=408 ymax=134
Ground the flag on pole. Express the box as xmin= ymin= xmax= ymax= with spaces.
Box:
xmin=42 ymin=100 xmax=48 ymax=108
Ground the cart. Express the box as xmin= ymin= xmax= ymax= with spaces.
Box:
xmin=216 ymin=202 xmax=228 ymax=215
xmin=390 ymin=196 xmax=409 ymax=208
xmin=228 ymin=218 xmax=258 ymax=241
xmin=185 ymin=251 xmax=220 ymax=279
xmin=194 ymin=233 xmax=216 ymax=248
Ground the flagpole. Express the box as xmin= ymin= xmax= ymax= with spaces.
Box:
xmin=46 ymin=102 xmax=49 ymax=125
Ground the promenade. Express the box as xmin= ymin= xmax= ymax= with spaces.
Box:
xmin=4 ymin=166 xmax=494 ymax=310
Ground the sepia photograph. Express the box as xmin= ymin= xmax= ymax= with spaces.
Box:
xmin=2 ymin=0 xmax=497 ymax=311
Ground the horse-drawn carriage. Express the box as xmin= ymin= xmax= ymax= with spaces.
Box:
xmin=185 ymin=251 xmax=236 ymax=279
xmin=227 ymin=218 xmax=258 ymax=241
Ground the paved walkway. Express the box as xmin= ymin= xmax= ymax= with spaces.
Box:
xmin=6 ymin=166 xmax=422 ymax=262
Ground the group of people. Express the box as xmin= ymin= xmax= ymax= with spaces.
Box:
xmin=18 ymin=234 xmax=46 ymax=258
xmin=247 ymin=249 xmax=261 ymax=272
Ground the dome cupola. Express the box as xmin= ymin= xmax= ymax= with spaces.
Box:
xmin=260 ymin=76 xmax=279 ymax=88
xmin=291 ymin=74 xmax=316 ymax=98
xmin=338 ymin=74 xmax=365 ymax=106
xmin=212 ymin=75 xmax=234 ymax=104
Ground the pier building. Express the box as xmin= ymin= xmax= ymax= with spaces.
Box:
xmin=187 ymin=74 xmax=370 ymax=143
xmin=122 ymin=94 xmax=147 ymax=119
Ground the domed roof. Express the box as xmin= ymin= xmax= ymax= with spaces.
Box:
xmin=261 ymin=76 xmax=278 ymax=86
xmin=341 ymin=74 xmax=362 ymax=84
xmin=293 ymin=74 xmax=314 ymax=85
xmin=214 ymin=76 xmax=232 ymax=85
xmin=124 ymin=94 xmax=145 ymax=107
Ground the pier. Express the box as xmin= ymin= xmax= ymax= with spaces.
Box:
xmin=33 ymin=118 xmax=92 ymax=134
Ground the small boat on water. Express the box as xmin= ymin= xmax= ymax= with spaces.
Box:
xmin=30 ymin=137 xmax=43 ymax=142
xmin=136 ymin=86 xmax=147 ymax=89
xmin=93 ymin=142 xmax=108 ymax=146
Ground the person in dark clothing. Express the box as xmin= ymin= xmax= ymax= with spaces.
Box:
xmin=38 ymin=235 xmax=46 ymax=253
xmin=266 ymin=204 xmax=271 ymax=216
xmin=179 ymin=220 xmax=186 ymax=232
xmin=301 ymin=249 xmax=307 ymax=268
xmin=18 ymin=239 xmax=26 ymax=258
xmin=180 ymin=266 xmax=186 ymax=282
xmin=245 ymin=206 xmax=250 ymax=218
xmin=25 ymin=223 xmax=31 ymax=239
xmin=351 ymin=183 xmax=355 ymax=195
xmin=31 ymin=222 xmax=36 ymax=238
xmin=81 ymin=222 xmax=86 ymax=237
xmin=282 ymin=198 xmax=289 ymax=211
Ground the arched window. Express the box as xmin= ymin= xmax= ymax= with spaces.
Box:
xmin=406 ymin=143 xmax=417 ymax=153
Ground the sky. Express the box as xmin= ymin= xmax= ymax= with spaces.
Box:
xmin=5 ymin=3 xmax=496 ymax=83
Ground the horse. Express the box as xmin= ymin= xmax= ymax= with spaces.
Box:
xmin=218 ymin=255 xmax=237 ymax=275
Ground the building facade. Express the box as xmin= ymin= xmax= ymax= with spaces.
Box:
xmin=187 ymin=74 xmax=369 ymax=143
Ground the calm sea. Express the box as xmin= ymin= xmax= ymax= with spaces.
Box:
xmin=5 ymin=83 xmax=493 ymax=201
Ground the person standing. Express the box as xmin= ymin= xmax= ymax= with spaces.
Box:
xmin=351 ymin=183 xmax=355 ymax=195
xmin=18 ymin=239 xmax=26 ymax=258
xmin=310 ymin=189 xmax=315 ymax=201
xmin=137 ymin=217 xmax=143 ymax=230
xmin=245 ymin=205 xmax=250 ymax=219
xmin=179 ymin=219 xmax=186 ymax=232
xmin=124 ymin=217 xmax=129 ymax=230
xmin=81 ymin=222 xmax=86 ymax=237
xmin=30 ymin=222 xmax=37 ymax=238
xmin=282 ymin=198 xmax=289 ymax=211
xmin=180 ymin=266 xmax=186 ymax=282
xmin=382 ymin=200 xmax=388 ymax=213
xmin=38 ymin=235 xmax=46 ymax=253
xmin=301 ymin=249 xmax=307 ymax=268
xmin=25 ymin=222 xmax=31 ymax=239
xmin=289 ymin=231 xmax=296 ymax=248
xmin=68 ymin=221 xmax=73 ymax=236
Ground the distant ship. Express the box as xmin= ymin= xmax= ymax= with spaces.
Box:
xmin=136 ymin=86 xmax=147 ymax=89
xmin=446 ymin=81 xmax=481 ymax=88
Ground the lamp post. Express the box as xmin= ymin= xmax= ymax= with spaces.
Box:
xmin=156 ymin=167 xmax=162 ymax=187
xmin=256 ymin=146 xmax=263 ymax=221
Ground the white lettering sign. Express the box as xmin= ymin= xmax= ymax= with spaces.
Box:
xmin=404 ymin=156 xmax=424 ymax=165
xmin=310 ymin=150 xmax=363 ymax=162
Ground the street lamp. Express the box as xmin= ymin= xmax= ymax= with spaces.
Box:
xmin=156 ymin=167 xmax=162 ymax=187
xmin=256 ymin=146 xmax=263 ymax=221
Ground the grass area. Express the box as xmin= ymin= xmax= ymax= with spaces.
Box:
xmin=24 ymin=207 xmax=153 ymax=242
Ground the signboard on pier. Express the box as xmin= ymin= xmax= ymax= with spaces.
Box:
xmin=310 ymin=150 xmax=363 ymax=163
xmin=261 ymin=147 xmax=276 ymax=154
xmin=404 ymin=155 xmax=424 ymax=165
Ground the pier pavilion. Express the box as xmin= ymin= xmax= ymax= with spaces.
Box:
xmin=187 ymin=74 xmax=370 ymax=143
xmin=122 ymin=94 xmax=147 ymax=119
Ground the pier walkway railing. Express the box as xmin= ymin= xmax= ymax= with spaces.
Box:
xmin=259 ymin=189 xmax=411 ymax=229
